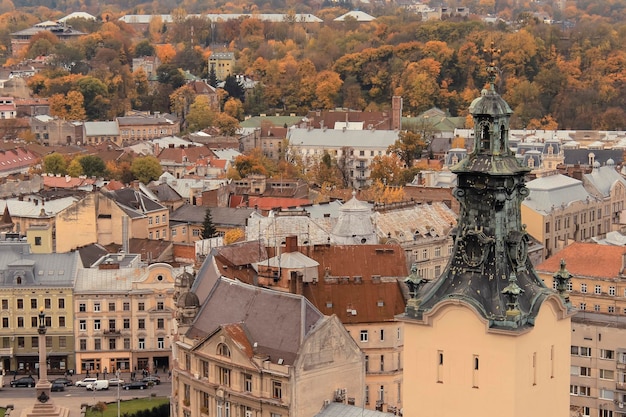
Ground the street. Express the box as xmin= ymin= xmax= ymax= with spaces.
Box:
xmin=0 ymin=378 xmax=172 ymax=417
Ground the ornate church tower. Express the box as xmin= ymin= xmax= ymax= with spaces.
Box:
xmin=400 ymin=45 xmax=575 ymax=417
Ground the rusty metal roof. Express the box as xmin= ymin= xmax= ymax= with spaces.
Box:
xmin=301 ymin=244 xmax=408 ymax=324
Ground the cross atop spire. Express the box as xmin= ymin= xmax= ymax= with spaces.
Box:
xmin=482 ymin=41 xmax=501 ymax=89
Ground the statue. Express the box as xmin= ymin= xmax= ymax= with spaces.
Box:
xmin=404 ymin=263 xmax=426 ymax=299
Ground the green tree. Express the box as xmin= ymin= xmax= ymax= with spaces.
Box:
xmin=134 ymin=40 xmax=155 ymax=57
xmin=42 ymin=153 xmax=67 ymax=175
xmin=131 ymin=156 xmax=162 ymax=184
xmin=388 ymin=131 xmax=426 ymax=167
xmin=202 ymin=208 xmax=217 ymax=239
xmin=222 ymin=75 xmax=245 ymax=102
xmin=79 ymin=155 xmax=106 ymax=178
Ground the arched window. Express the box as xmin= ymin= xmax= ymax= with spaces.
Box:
xmin=217 ymin=343 xmax=231 ymax=358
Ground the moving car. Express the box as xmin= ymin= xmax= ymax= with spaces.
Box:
xmin=123 ymin=381 xmax=148 ymax=390
xmin=108 ymin=377 xmax=124 ymax=386
xmin=52 ymin=377 xmax=73 ymax=387
xmin=86 ymin=380 xmax=109 ymax=391
xmin=51 ymin=381 xmax=65 ymax=392
xmin=75 ymin=377 xmax=97 ymax=387
xmin=142 ymin=376 xmax=160 ymax=385
xmin=10 ymin=376 xmax=36 ymax=387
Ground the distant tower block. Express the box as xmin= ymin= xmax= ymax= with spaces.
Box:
xmin=399 ymin=44 xmax=575 ymax=417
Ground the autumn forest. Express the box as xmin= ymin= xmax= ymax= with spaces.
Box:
xmin=0 ymin=0 xmax=626 ymax=131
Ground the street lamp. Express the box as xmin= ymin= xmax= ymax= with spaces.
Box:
xmin=116 ymin=369 xmax=121 ymax=417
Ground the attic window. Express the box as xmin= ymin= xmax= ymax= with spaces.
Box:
xmin=377 ymin=300 xmax=384 ymax=307
xmin=38 ymin=270 xmax=43 ymax=275
xmin=326 ymin=302 xmax=333 ymax=308
xmin=354 ymin=276 xmax=362 ymax=284
xmin=157 ymin=275 xmax=163 ymax=281
xmin=371 ymin=275 xmax=381 ymax=283
xmin=58 ymin=270 xmax=64 ymax=275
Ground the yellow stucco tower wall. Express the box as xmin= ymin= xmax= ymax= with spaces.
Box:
xmin=402 ymin=297 xmax=571 ymax=417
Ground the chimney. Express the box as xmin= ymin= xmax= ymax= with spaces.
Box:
xmin=392 ymin=96 xmax=403 ymax=130
xmin=131 ymin=180 xmax=140 ymax=189
xmin=285 ymin=235 xmax=298 ymax=253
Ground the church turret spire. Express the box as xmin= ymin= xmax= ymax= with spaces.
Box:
xmin=405 ymin=44 xmax=572 ymax=330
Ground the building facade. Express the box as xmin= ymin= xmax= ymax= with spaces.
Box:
xmin=74 ymin=259 xmax=176 ymax=374
xmin=0 ymin=242 xmax=78 ymax=374
xmin=172 ymin=277 xmax=364 ymax=417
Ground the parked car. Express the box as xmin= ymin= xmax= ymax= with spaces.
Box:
xmin=75 ymin=378 xmax=97 ymax=387
xmin=108 ymin=378 xmax=124 ymax=386
xmin=86 ymin=380 xmax=109 ymax=391
xmin=142 ymin=376 xmax=160 ymax=385
xmin=52 ymin=377 xmax=73 ymax=387
xmin=123 ymin=381 xmax=148 ymax=390
xmin=51 ymin=381 xmax=65 ymax=392
xmin=10 ymin=376 xmax=36 ymax=387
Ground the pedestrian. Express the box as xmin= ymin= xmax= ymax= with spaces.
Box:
xmin=96 ymin=372 xmax=99 ymax=379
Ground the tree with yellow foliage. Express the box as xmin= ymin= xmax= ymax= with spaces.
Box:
xmin=224 ymin=228 xmax=245 ymax=244
xmin=360 ymin=180 xmax=405 ymax=204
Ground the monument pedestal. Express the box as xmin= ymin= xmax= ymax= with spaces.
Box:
xmin=20 ymin=382 xmax=69 ymax=417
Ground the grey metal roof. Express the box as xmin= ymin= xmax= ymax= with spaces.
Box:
xmin=105 ymin=188 xmax=166 ymax=215
xmin=288 ymin=128 xmax=399 ymax=149
xmin=186 ymin=277 xmax=325 ymax=365
xmin=564 ymin=149 xmax=623 ymax=166
xmin=170 ymin=205 xmax=255 ymax=227
xmin=583 ymin=164 xmax=626 ymax=198
xmin=0 ymin=196 xmax=78 ymax=218
xmin=159 ymin=176 xmax=228 ymax=198
xmin=523 ymin=174 xmax=593 ymax=213
xmin=315 ymin=403 xmax=395 ymax=417
xmin=119 ymin=13 xmax=323 ymax=24
xmin=0 ymin=243 xmax=79 ymax=287
xmin=84 ymin=121 xmax=119 ymax=137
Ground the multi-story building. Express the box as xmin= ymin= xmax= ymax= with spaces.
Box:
xmin=208 ymin=52 xmax=235 ymax=81
xmin=0 ymin=239 xmax=79 ymax=374
xmin=132 ymin=56 xmax=161 ymax=80
xmin=373 ymin=200 xmax=456 ymax=275
xmin=83 ymin=121 xmax=120 ymax=146
xmin=10 ymin=21 xmax=84 ymax=57
xmin=288 ymin=127 xmax=399 ymax=189
xmin=30 ymin=115 xmax=83 ymax=146
xmin=521 ymin=173 xmax=605 ymax=259
xmin=172 ymin=275 xmax=364 ymax=417
xmin=118 ymin=113 xmax=179 ymax=145
xmin=74 ymin=255 xmax=176 ymax=374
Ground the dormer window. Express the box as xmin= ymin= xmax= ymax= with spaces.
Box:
xmin=217 ymin=343 xmax=231 ymax=358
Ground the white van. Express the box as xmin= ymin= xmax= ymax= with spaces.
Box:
xmin=86 ymin=380 xmax=109 ymax=391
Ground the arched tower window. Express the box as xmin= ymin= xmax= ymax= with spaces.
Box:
xmin=217 ymin=343 xmax=231 ymax=357
xmin=479 ymin=121 xmax=491 ymax=151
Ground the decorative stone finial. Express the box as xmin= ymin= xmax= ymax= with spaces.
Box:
xmin=553 ymin=259 xmax=572 ymax=305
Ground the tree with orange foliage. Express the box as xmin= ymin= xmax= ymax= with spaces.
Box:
xmin=156 ymin=44 xmax=177 ymax=64
xmin=49 ymin=91 xmax=86 ymax=120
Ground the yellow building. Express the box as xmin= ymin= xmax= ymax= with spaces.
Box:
xmin=74 ymin=257 xmax=177 ymax=374
xmin=208 ymin=52 xmax=235 ymax=81
xmin=172 ymin=277 xmax=365 ymax=417
xmin=400 ymin=63 xmax=574 ymax=416
xmin=521 ymin=162 xmax=626 ymax=261
xmin=0 ymin=241 xmax=78 ymax=374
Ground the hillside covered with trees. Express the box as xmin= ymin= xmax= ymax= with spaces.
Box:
xmin=0 ymin=0 xmax=624 ymax=130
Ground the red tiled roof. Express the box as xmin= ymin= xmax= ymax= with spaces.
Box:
xmin=103 ymin=180 xmax=125 ymax=191
xmin=0 ymin=147 xmax=37 ymax=172
xmin=43 ymin=175 xmax=96 ymax=189
xmin=239 ymin=196 xmax=311 ymax=210
xmin=535 ymin=242 xmax=626 ymax=278
xmin=222 ymin=323 xmax=254 ymax=358
xmin=211 ymin=159 xmax=227 ymax=169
